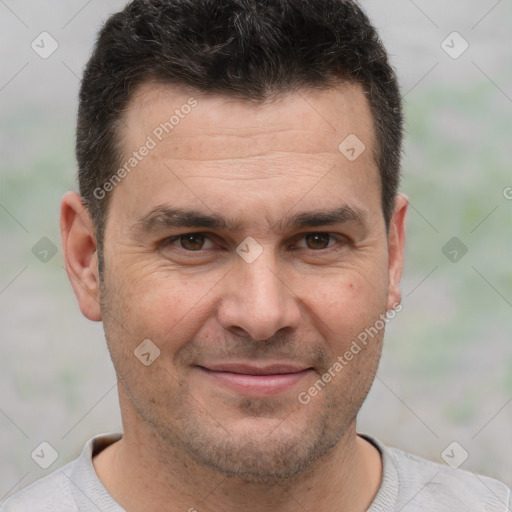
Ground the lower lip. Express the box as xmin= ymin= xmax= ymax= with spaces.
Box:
xmin=198 ymin=367 xmax=313 ymax=397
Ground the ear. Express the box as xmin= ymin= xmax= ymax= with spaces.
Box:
xmin=60 ymin=191 xmax=102 ymax=321
xmin=386 ymin=193 xmax=408 ymax=311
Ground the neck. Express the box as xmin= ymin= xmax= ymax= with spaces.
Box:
xmin=94 ymin=417 xmax=382 ymax=512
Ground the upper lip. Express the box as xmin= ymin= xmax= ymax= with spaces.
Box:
xmin=197 ymin=363 xmax=311 ymax=375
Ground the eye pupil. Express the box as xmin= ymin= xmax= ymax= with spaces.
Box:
xmin=306 ymin=233 xmax=330 ymax=250
xmin=181 ymin=234 xmax=204 ymax=250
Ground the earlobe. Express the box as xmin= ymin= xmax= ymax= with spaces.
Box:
xmin=60 ymin=191 xmax=102 ymax=321
xmin=386 ymin=193 xmax=408 ymax=311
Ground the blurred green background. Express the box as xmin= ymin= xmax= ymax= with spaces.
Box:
xmin=1 ymin=0 xmax=511 ymax=498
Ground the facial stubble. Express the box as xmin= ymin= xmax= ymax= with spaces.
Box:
xmin=100 ymin=276 xmax=384 ymax=485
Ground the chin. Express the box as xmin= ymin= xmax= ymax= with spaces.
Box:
xmin=166 ymin=408 xmax=348 ymax=484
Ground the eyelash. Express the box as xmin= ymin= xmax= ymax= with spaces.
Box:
xmin=160 ymin=232 xmax=349 ymax=256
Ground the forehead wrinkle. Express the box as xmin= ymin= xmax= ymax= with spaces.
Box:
xmin=160 ymin=151 xmax=337 ymax=163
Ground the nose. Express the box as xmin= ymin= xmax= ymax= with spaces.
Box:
xmin=217 ymin=248 xmax=302 ymax=341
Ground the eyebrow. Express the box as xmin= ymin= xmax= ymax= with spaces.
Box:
xmin=132 ymin=204 xmax=367 ymax=236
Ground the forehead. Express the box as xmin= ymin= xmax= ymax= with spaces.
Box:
xmin=120 ymin=80 xmax=376 ymax=161
xmin=108 ymin=80 xmax=381 ymax=234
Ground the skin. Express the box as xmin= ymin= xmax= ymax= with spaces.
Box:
xmin=61 ymin=81 xmax=407 ymax=511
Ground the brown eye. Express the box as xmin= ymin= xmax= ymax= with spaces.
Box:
xmin=178 ymin=234 xmax=206 ymax=251
xmin=304 ymin=233 xmax=332 ymax=250
xmin=159 ymin=232 xmax=217 ymax=258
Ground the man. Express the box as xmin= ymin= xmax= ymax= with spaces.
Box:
xmin=3 ymin=0 xmax=510 ymax=510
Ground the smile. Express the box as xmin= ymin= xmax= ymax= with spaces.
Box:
xmin=196 ymin=364 xmax=314 ymax=397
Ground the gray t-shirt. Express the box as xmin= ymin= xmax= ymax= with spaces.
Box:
xmin=1 ymin=432 xmax=510 ymax=511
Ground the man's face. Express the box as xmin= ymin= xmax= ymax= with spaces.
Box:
xmin=96 ymin=82 xmax=405 ymax=481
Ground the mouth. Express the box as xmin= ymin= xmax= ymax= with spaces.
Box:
xmin=195 ymin=363 xmax=314 ymax=397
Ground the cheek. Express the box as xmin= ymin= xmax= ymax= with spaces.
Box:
xmin=306 ymin=263 xmax=388 ymax=330
xmin=106 ymin=260 xmax=225 ymax=349
xmin=100 ymin=263 xmax=220 ymax=402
